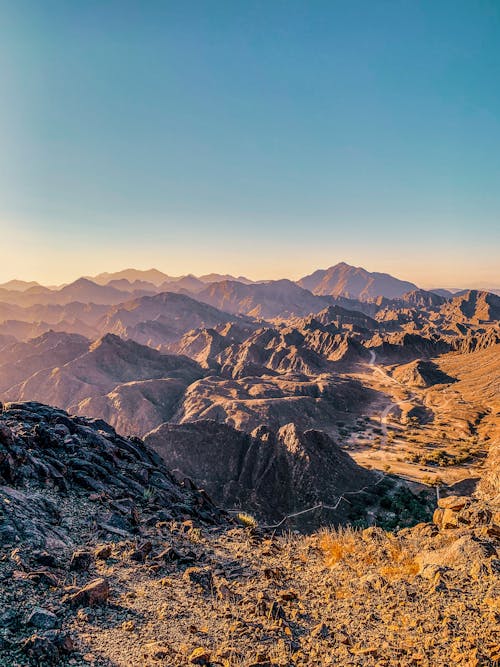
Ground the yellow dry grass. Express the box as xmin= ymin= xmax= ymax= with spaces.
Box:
xmin=319 ymin=527 xmax=419 ymax=579
xmin=319 ymin=527 xmax=357 ymax=566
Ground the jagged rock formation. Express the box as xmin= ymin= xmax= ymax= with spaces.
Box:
xmin=304 ymin=304 xmax=379 ymax=332
xmin=398 ymin=289 xmax=447 ymax=309
xmin=0 ymin=401 xmax=223 ymax=549
xmin=441 ymin=290 xmax=500 ymax=323
xmin=173 ymin=373 xmax=373 ymax=434
xmin=144 ymin=420 xmax=377 ymax=528
xmin=368 ymin=332 xmax=452 ymax=362
xmin=216 ymin=324 xmax=370 ymax=379
xmin=449 ymin=327 xmax=500 ymax=353
xmin=167 ymin=324 xmax=252 ymax=370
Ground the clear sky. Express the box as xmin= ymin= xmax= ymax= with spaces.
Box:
xmin=1 ymin=0 xmax=499 ymax=288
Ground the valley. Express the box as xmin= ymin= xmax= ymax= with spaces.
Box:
xmin=343 ymin=347 xmax=493 ymax=487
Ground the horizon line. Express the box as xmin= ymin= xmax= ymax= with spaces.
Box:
xmin=1 ymin=262 xmax=499 ymax=293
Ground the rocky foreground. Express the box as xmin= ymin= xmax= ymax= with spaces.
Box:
xmin=0 ymin=402 xmax=499 ymax=666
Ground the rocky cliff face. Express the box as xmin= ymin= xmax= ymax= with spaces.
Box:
xmin=0 ymin=402 xmax=228 ymax=666
xmin=441 ymin=290 xmax=500 ymax=323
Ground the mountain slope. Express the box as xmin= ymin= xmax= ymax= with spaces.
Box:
xmin=0 ymin=331 xmax=89 ymax=393
xmin=440 ymin=290 xmax=500 ymax=323
xmin=5 ymin=334 xmax=204 ymax=435
xmin=195 ymin=279 xmax=333 ymax=319
xmin=98 ymin=291 xmax=246 ymax=346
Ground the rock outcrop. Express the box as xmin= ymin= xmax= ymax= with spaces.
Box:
xmin=392 ymin=359 xmax=456 ymax=387
xmin=478 ymin=440 xmax=500 ymax=507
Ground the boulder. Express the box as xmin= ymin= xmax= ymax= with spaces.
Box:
xmin=27 ymin=607 xmax=59 ymax=630
xmin=416 ymin=535 xmax=493 ymax=574
xmin=62 ymin=577 xmax=110 ymax=607
xmin=437 ymin=495 xmax=469 ymax=511
xmin=69 ymin=550 xmax=94 ymax=572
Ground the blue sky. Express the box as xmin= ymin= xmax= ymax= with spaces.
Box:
xmin=0 ymin=0 xmax=499 ymax=286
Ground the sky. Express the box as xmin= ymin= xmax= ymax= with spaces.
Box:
xmin=0 ymin=0 xmax=499 ymax=288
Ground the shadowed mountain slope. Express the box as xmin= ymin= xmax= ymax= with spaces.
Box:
xmin=144 ymin=420 xmax=377 ymax=528
xmin=97 ymin=291 xmax=247 ymax=347
xmin=391 ymin=359 xmax=457 ymax=387
xmin=441 ymin=290 xmax=500 ymax=323
xmin=0 ymin=331 xmax=89 ymax=393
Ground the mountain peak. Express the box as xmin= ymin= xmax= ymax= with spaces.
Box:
xmin=298 ymin=262 xmax=418 ymax=300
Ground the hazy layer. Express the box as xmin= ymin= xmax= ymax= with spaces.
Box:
xmin=0 ymin=224 xmax=498 ymax=289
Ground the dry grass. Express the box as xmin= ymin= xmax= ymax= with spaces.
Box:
xmin=319 ymin=526 xmax=419 ymax=580
xmin=379 ymin=539 xmax=419 ymax=579
xmin=5 ymin=517 xmax=498 ymax=666
xmin=236 ymin=511 xmax=258 ymax=528
xmin=319 ymin=526 xmax=358 ymax=566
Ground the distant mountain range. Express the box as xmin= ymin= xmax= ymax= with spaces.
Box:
xmin=0 ymin=282 xmax=497 ymax=439
xmin=1 ymin=262 xmax=498 ymax=302
xmin=88 ymin=268 xmax=254 ymax=287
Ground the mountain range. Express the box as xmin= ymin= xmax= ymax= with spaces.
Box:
xmin=3 ymin=261 xmax=499 ymax=304
xmin=0 ymin=266 xmax=497 ymax=442
xmin=0 ymin=261 xmax=498 ymax=516
xmin=0 ymin=259 xmax=498 ymax=667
